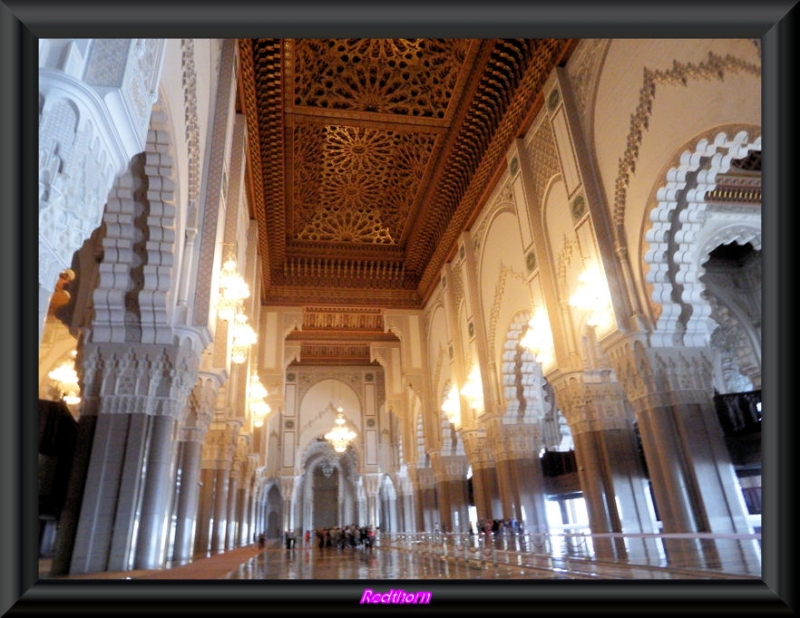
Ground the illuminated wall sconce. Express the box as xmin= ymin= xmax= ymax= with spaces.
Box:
xmin=47 ymin=353 xmax=81 ymax=405
xmin=230 ymin=313 xmax=257 ymax=364
xmin=249 ymin=374 xmax=271 ymax=427
xmin=460 ymin=366 xmax=484 ymax=413
xmin=520 ymin=308 xmax=555 ymax=367
xmin=217 ymin=256 xmax=250 ymax=321
xmin=569 ymin=264 xmax=612 ymax=329
xmin=441 ymin=383 xmax=461 ymax=428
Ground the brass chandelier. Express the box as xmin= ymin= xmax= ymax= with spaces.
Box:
xmin=325 ymin=404 xmax=356 ymax=453
xmin=324 ymin=376 xmax=356 ymax=453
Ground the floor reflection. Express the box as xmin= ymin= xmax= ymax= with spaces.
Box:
xmin=224 ymin=546 xmax=571 ymax=580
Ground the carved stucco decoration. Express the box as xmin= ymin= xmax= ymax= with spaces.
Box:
xmin=448 ymin=264 xmax=465 ymax=314
xmin=187 ymin=375 xmax=218 ymax=433
xmin=471 ymin=185 xmax=515 ymax=252
xmin=606 ymin=339 xmax=713 ymax=413
xmin=415 ymin=466 xmax=437 ymax=490
xmin=38 ymin=38 xmax=164 ymax=320
xmin=487 ymin=421 xmax=541 ymax=461
xmin=39 ymin=102 xmax=116 ymax=292
xmin=201 ymin=427 xmax=236 ymax=468
xmin=80 ymin=343 xmax=198 ymax=420
xmin=524 ymin=115 xmax=561 ymax=211
xmin=487 ymin=262 xmax=530 ymax=364
xmin=709 ymin=314 xmax=757 ymax=393
xmin=280 ymin=476 xmax=296 ymax=502
xmin=180 ymin=39 xmax=201 ymax=228
xmin=703 ymin=253 xmax=761 ymax=392
xmin=557 ymin=234 xmax=578 ymax=295
xmin=564 ymin=38 xmax=610 ymax=136
xmin=613 ymin=51 xmax=760 ymax=237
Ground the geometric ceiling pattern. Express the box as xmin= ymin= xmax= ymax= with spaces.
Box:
xmin=237 ymin=38 xmax=576 ymax=363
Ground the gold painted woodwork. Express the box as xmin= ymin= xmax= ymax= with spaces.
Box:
xmin=237 ymin=38 xmax=576 ymax=362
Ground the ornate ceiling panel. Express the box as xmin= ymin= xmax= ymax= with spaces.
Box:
xmin=237 ymin=38 xmax=576 ymax=362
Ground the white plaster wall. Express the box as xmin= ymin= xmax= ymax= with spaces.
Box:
xmin=427 ymin=304 xmax=449 ymax=383
xmin=295 ymin=378 xmax=363 ymax=471
xmin=458 ymin=299 xmax=471 ymax=371
xmin=476 ymin=208 xmax=532 ymax=376
xmin=426 ymin=303 xmax=450 ymax=444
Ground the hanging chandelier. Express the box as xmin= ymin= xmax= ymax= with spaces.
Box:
xmin=460 ymin=365 xmax=484 ymax=413
xmin=441 ymin=383 xmax=460 ymax=428
xmin=217 ymin=255 xmax=250 ymax=322
xmin=519 ymin=307 xmax=555 ymax=367
xmin=325 ymin=404 xmax=356 ymax=453
xmin=248 ymin=374 xmax=271 ymax=427
xmin=230 ymin=312 xmax=257 ymax=364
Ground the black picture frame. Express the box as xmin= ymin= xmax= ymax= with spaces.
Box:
xmin=2 ymin=1 xmax=795 ymax=614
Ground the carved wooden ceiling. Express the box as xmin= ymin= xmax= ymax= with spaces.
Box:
xmin=236 ymin=38 xmax=576 ymax=364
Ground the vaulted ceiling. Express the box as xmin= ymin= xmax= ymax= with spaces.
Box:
xmin=236 ymin=38 xmax=576 ymax=363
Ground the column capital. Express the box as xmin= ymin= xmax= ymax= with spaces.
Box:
xmin=79 ymin=341 xmax=200 ymax=421
xmin=460 ymin=428 xmax=495 ymax=468
xmin=484 ymin=420 xmax=541 ymax=461
xmin=363 ymin=472 xmax=383 ymax=496
xmin=550 ymin=371 xmax=630 ymax=435
xmin=605 ymin=336 xmax=714 ymax=413
xmin=410 ymin=466 xmax=437 ymax=491
xmin=201 ymin=426 xmax=235 ymax=469
xmin=430 ymin=453 xmax=469 ymax=483
xmin=279 ymin=476 xmax=296 ymax=501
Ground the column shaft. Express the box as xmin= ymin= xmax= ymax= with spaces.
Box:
xmin=212 ymin=468 xmax=230 ymax=551
xmin=134 ymin=414 xmax=179 ymax=570
xmin=173 ymin=439 xmax=203 ymax=562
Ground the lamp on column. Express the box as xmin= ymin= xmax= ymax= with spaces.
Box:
xmin=441 ymin=383 xmax=461 ymax=428
xmin=568 ymin=263 xmax=612 ymax=329
xmin=460 ymin=366 xmax=484 ymax=413
xmin=248 ymin=373 xmax=271 ymax=428
xmin=230 ymin=312 xmax=257 ymax=364
xmin=47 ymin=351 xmax=81 ymax=406
xmin=520 ymin=307 xmax=555 ymax=367
xmin=216 ymin=250 xmax=250 ymax=322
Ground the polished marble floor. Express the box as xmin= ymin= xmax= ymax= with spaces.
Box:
xmin=40 ymin=538 xmax=759 ymax=582
xmin=41 ymin=542 xmax=574 ymax=581
xmin=225 ymin=543 xmax=576 ymax=580
xmin=24 ymin=538 xmax=769 ymax=617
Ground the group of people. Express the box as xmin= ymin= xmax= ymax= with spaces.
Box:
xmin=471 ymin=518 xmax=524 ymax=537
xmin=256 ymin=529 xmax=298 ymax=550
xmin=255 ymin=525 xmax=378 ymax=551
xmin=256 ymin=518 xmax=523 ymax=551
xmin=312 ymin=524 xmax=377 ymax=550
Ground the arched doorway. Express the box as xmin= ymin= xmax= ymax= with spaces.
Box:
xmin=312 ymin=461 xmax=340 ymax=529
xmin=298 ymin=439 xmax=362 ymax=531
xmin=265 ymin=484 xmax=281 ymax=539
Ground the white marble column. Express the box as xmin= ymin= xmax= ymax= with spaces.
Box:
xmin=172 ymin=433 xmax=203 ymax=563
xmin=134 ymin=414 xmax=179 ymax=569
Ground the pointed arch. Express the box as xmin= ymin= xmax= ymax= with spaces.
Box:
xmin=644 ymin=128 xmax=761 ymax=347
